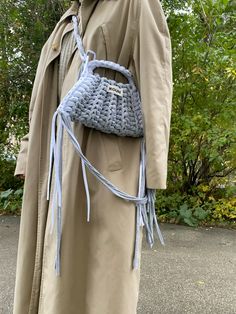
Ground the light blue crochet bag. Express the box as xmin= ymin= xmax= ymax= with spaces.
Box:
xmin=46 ymin=15 xmax=165 ymax=276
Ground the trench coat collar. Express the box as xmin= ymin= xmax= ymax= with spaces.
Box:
xmin=75 ymin=0 xmax=100 ymax=36
xmin=62 ymin=1 xmax=99 ymax=36
xmin=46 ymin=1 xmax=98 ymax=71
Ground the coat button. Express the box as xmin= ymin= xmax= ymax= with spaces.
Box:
xmin=51 ymin=43 xmax=58 ymax=51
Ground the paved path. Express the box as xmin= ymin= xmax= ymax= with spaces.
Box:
xmin=0 ymin=215 xmax=236 ymax=314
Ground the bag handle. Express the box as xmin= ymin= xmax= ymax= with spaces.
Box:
xmin=72 ymin=15 xmax=136 ymax=89
xmin=85 ymin=59 xmax=135 ymax=87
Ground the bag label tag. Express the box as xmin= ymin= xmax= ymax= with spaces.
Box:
xmin=107 ymin=85 xmax=123 ymax=97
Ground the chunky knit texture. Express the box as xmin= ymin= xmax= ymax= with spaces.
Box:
xmin=58 ymin=58 xmax=144 ymax=137
xmin=46 ymin=14 xmax=165 ymax=277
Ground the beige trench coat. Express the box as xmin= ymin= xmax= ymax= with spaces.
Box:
xmin=13 ymin=0 xmax=172 ymax=313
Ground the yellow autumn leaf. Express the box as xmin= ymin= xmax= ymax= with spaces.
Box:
xmin=192 ymin=66 xmax=203 ymax=74
xmin=208 ymin=196 xmax=215 ymax=201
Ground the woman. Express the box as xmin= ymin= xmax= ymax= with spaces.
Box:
xmin=13 ymin=0 xmax=172 ymax=313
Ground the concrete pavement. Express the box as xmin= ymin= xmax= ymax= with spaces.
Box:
xmin=0 ymin=215 xmax=236 ymax=314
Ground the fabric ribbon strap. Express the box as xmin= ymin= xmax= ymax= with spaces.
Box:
xmin=46 ymin=107 xmax=165 ymax=276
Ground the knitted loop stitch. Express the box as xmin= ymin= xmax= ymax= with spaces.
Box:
xmin=46 ymin=14 xmax=165 ymax=277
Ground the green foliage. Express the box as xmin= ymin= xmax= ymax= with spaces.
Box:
xmin=156 ymin=184 xmax=236 ymax=227
xmin=211 ymin=197 xmax=236 ymax=220
xmin=154 ymin=0 xmax=236 ymax=227
xmin=0 ymin=0 xmax=235 ymax=219
xmin=0 ymin=188 xmax=23 ymax=214
xmin=163 ymin=0 xmax=236 ymax=194
xmin=155 ymin=166 xmax=236 ymax=228
xmin=0 ymin=0 xmax=69 ymax=142
xmin=156 ymin=190 xmax=211 ymax=227
xmin=0 ymin=158 xmax=21 ymax=190
xmin=0 ymin=0 xmax=70 ymax=193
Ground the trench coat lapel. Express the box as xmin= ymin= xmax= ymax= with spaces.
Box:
xmin=44 ymin=3 xmax=78 ymax=70
xmin=44 ymin=1 xmax=99 ymax=73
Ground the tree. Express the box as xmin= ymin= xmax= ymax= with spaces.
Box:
xmin=162 ymin=0 xmax=236 ymax=194
xmin=0 ymin=0 xmax=69 ymax=190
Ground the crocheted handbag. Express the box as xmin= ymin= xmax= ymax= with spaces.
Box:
xmin=46 ymin=15 xmax=165 ymax=276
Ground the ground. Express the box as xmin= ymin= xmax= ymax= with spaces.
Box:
xmin=0 ymin=216 xmax=236 ymax=314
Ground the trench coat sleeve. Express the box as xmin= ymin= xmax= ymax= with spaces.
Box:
xmin=14 ymin=133 xmax=29 ymax=176
xmin=132 ymin=0 xmax=173 ymax=189
xmin=14 ymin=43 xmax=47 ymax=177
